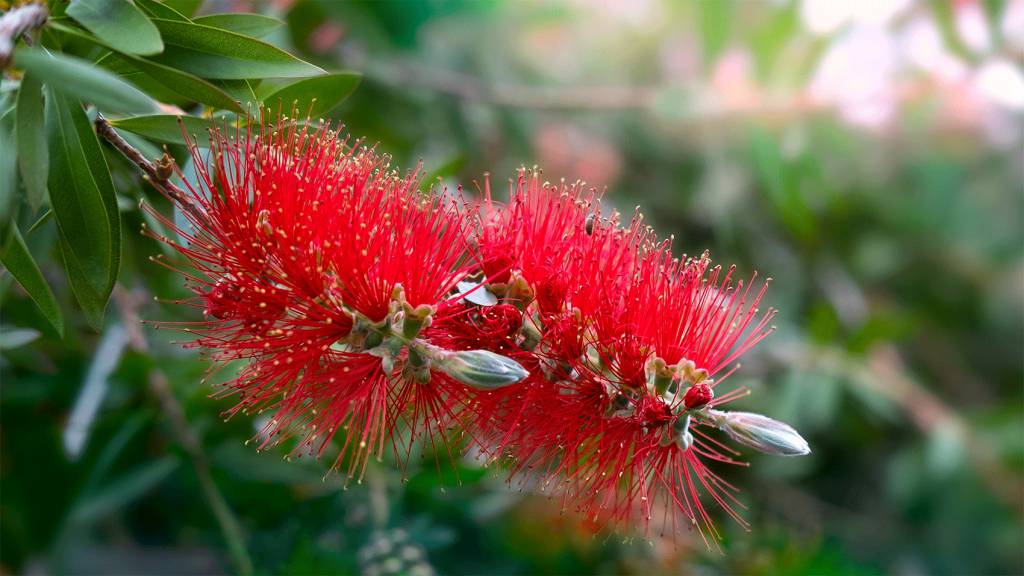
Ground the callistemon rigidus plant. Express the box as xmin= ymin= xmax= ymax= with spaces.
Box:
xmin=149 ymin=115 xmax=809 ymax=547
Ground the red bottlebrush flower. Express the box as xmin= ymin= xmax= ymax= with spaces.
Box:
xmin=148 ymin=115 xmax=478 ymax=480
xmin=146 ymin=115 xmax=808 ymax=550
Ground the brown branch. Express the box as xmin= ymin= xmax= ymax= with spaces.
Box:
xmin=94 ymin=113 xmax=213 ymax=229
xmin=0 ymin=2 xmax=47 ymax=70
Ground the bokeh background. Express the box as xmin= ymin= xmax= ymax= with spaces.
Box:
xmin=2 ymin=0 xmax=1023 ymax=574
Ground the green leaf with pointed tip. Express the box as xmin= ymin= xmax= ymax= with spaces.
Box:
xmin=261 ymin=73 xmax=362 ymax=119
xmin=209 ymin=79 xmax=261 ymax=111
xmin=193 ymin=13 xmax=285 ymax=38
xmin=101 ymin=53 xmax=247 ymax=114
xmin=66 ymin=0 xmax=164 ymax=56
xmin=26 ymin=209 xmax=53 ymax=235
xmin=108 ymin=114 xmax=226 ymax=146
xmin=13 ymin=47 xmax=155 ymax=115
xmin=0 ymin=225 xmax=64 ymax=337
xmin=148 ymin=19 xmax=326 ymax=80
xmin=15 ymin=72 xmax=48 ymax=213
xmin=46 ymin=91 xmax=121 ymax=330
xmin=47 ymin=23 xmax=246 ymax=115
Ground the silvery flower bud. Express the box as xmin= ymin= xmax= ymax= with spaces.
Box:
xmin=435 ymin=349 xmax=529 ymax=390
xmin=717 ymin=411 xmax=810 ymax=456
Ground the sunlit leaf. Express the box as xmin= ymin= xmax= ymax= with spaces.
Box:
xmin=0 ymin=225 xmax=64 ymax=337
xmin=148 ymin=19 xmax=326 ymax=80
xmin=66 ymin=0 xmax=164 ymax=56
xmin=13 ymin=47 xmax=155 ymax=115
xmin=46 ymin=91 xmax=121 ymax=330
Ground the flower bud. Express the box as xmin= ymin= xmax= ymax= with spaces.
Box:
xmin=435 ymin=349 xmax=529 ymax=390
xmin=683 ymin=383 xmax=713 ymax=410
xmin=716 ymin=411 xmax=810 ymax=456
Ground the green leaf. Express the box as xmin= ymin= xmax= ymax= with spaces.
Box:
xmin=148 ymin=19 xmax=326 ymax=80
xmin=261 ymin=73 xmax=362 ymax=119
xmin=108 ymin=114 xmax=225 ymax=146
xmin=209 ymin=79 xmax=261 ymax=111
xmin=699 ymin=0 xmax=733 ymax=70
xmin=66 ymin=0 xmax=164 ymax=56
xmin=161 ymin=0 xmax=202 ymax=18
xmin=71 ymin=455 xmax=180 ymax=524
xmin=0 ymin=116 xmax=16 ymax=234
xmin=26 ymin=209 xmax=53 ymax=235
xmin=46 ymin=91 xmax=121 ymax=330
xmin=192 ymin=13 xmax=285 ymax=38
xmin=15 ymin=72 xmax=48 ymax=213
xmin=135 ymin=0 xmax=191 ymax=22
xmin=0 ymin=225 xmax=64 ymax=337
xmin=103 ymin=54 xmax=247 ymax=114
xmin=13 ymin=47 xmax=155 ymax=115
xmin=47 ymin=22 xmax=247 ymax=115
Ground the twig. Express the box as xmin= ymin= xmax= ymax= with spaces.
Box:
xmin=94 ymin=113 xmax=213 ymax=229
xmin=788 ymin=343 xmax=1024 ymax=517
xmin=150 ymin=371 xmax=255 ymax=576
xmin=0 ymin=2 xmax=47 ymax=69
xmin=112 ymin=288 xmax=254 ymax=575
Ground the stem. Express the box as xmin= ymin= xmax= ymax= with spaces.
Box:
xmin=111 ymin=288 xmax=254 ymax=575
xmin=94 ymin=113 xmax=213 ymax=229
xmin=0 ymin=3 xmax=48 ymax=70
xmin=149 ymin=371 xmax=254 ymax=576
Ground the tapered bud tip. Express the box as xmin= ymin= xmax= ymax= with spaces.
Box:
xmin=719 ymin=411 xmax=810 ymax=456
xmin=683 ymin=383 xmax=714 ymax=409
xmin=438 ymin=349 xmax=529 ymax=390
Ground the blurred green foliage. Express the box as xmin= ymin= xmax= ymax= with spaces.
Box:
xmin=2 ymin=1 xmax=1022 ymax=575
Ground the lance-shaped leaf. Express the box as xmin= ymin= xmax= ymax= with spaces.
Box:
xmin=0 ymin=224 xmax=65 ymax=337
xmin=46 ymin=91 xmax=121 ymax=330
xmin=261 ymin=73 xmax=362 ymax=119
xmin=148 ymin=19 xmax=325 ymax=80
xmin=49 ymin=23 xmax=246 ymax=115
xmin=192 ymin=14 xmax=284 ymax=38
xmin=66 ymin=0 xmax=164 ymax=56
xmin=15 ymin=72 xmax=48 ymax=212
xmin=108 ymin=114 xmax=223 ymax=146
xmin=14 ymin=47 xmax=155 ymax=115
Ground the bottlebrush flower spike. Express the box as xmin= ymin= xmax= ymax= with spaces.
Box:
xmin=145 ymin=114 xmax=524 ymax=481
xmin=148 ymin=116 xmax=809 ymax=549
